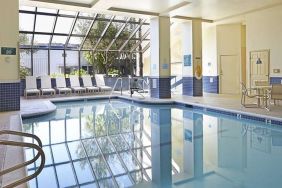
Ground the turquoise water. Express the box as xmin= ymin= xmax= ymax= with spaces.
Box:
xmin=23 ymin=99 xmax=282 ymax=188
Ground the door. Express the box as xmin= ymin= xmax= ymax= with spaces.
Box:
xmin=220 ymin=55 xmax=240 ymax=94
xmin=250 ymin=50 xmax=269 ymax=88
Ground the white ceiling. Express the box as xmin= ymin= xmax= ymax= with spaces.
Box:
xmin=21 ymin=0 xmax=282 ymax=21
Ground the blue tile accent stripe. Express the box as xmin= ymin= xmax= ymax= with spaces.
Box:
xmin=0 ymin=82 xmax=20 ymax=112
xmin=150 ymin=77 xmax=171 ymax=99
xmin=203 ymin=76 xmax=219 ymax=94
xmin=183 ymin=76 xmax=203 ymax=96
xmin=270 ymin=77 xmax=282 ymax=84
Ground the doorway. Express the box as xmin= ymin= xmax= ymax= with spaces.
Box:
xmin=220 ymin=55 xmax=240 ymax=94
xmin=249 ymin=50 xmax=270 ymax=88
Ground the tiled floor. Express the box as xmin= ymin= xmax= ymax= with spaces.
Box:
xmin=0 ymin=111 xmax=26 ymax=188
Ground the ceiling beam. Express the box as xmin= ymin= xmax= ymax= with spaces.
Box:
xmin=79 ymin=14 xmax=98 ymax=50
xmin=130 ymin=29 xmax=150 ymax=53
xmin=92 ymin=16 xmax=115 ymax=52
xmin=30 ymin=0 xmax=100 ymax=8
xmin=119 ymin=19 xmax=146 ymax=52
xmin=142 ymin=43 xmax=150 ymax=53
xmin=31 ymin=7 xmax=38 ymax=48
xmin=108 ymin=7 xmax=159 ymax=16
xmin=172 ymin=15 xmax=214 ymax=23
xmin=19 ymin=10 xmax=150 ymax=25
xmin=65 ymin=12 xmax=79 ymax=47
xmin=160 ymin=1 xmax=191 ymax=15
xmin=106 ymin=17 xmax=131 ymax=52
xmin=49 ymin=10 xmax=59 ymax=46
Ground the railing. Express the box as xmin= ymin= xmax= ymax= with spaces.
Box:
xmin=109 ymin=77 xmax=151 ymax=100
xmin=109 ymin=77 xmax=123 ymax=101
xmin=0 ymin=130 xmax=45 ymax=188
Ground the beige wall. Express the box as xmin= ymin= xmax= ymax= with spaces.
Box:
xmin=0 ymin=0 xmax=19 ymax=81
xmin=246 ymin=5 xmax=282 ymax=85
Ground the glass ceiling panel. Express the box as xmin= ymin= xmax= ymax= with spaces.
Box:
xmin=35 ymin=15 xmax=55 ymax=33
xmin=79 ymin=12 xmax=95 ymax=17
xmin=68 ymin=37 xmax=83 ymax=48
xmin=111 ymin=39 xmax=126 ymax=50
xmin=19 ymin=34 xmax=32 ymax=45
xmin=83 ymin=38 xmax=97 ymax=50
xmin=37 ymin=7 xmax=57 ymax=13
xmin=19 ymin=6 xmax=36 ymax=11
xmin=19 ymin=13 xmax=34 ymax=31
xmin=33 ymin=34 xmax=50 ymax=46
xmin=59 ymin=10 xmax=77 ymax=16
xmin=96 ymin=22 xmax=117 ymax=50
xmin=72 ymin=19 xmax=92 ymax=35
xmin=98 ymin=14 xmax=112 ymax=20
xmin=141 ymin=25 xmax=150 ymax=39
xmin=51 ymin=36 xmax=68 ymax=46
xmin=54 ymin=17 xmax=74 ymax=34
xmin=82 ymin=20 xmax=108 ymax=49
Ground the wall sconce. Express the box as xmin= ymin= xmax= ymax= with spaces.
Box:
xmin=256 ymin=58 xmax=262 ymax=64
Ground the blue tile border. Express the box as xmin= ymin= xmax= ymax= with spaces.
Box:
xmin=203 ymin=76 xmax=219 ymax=94
xmin=270 ymin=77 xmax=282 ymax=85
xmin=182 ymin=76 xmax=203 ymax=96
xmin=0 ymin=82 xmax=20 ymax=112
xmin=149 ymin=77 xmax=171 ymax=99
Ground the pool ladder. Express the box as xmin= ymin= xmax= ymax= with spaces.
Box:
xmin=0 ymin=130 xmax=45 ymax=188
xmin=109 ymin=77 xmax=150 ymax=101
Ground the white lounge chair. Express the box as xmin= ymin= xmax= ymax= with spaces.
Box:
xmin=55 ymin=77 xmax=72 ymax=95
xmin=24 ymin=76 xmax=40 ymax=98
xmin=81 ymin=75 xmax=99 ymax=93
xmin=95 ymin=74 xmax=112 ymax=92
xmin=40 ymin=75 xmax=56 ymax=96
xmin=69 ymin=76 xmax=86 ymax=94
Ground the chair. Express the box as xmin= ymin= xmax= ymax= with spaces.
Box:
xmin=24 ymin=76 xmax=40 ymax=98
xmin=271 ymin=84 xmax=282 ymax=105
xmin=81 ymin=75 xmax=99 ymax=93
xmin=254 ymin=80 xmax=269 ymax=86
xmin=241 ymin=82 xmax=265 ymax=108
xmin=95 ymin=74 xmax=112 ymax=92
xmin=40 ymin=75 xmax=56 ymax=96
xmin=69 ymin=76 xmax=86 ymax=94
xmin=55 ymin=77 xmax=72 ymax=95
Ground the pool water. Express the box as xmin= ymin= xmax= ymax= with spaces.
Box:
xmin=23 ymin=99 xmax=282 ymax=188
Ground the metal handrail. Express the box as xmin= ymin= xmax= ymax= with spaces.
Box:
xmin=0 ymin=130 xmax=45 ymax=188
xmin=109 ymin=77 xmax=123 ymax=101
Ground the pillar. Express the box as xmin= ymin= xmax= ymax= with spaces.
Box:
xmin=150 ymin=17 xmax=171 ymax=99
xmin=183 ymin=111 xmax=203 ymax=178
xmin=0 ymin=0 xmax=20 ymax=112
xmin=151 ymin=108 xmax=172 ymax=187
xmin=182 ymin=20 xmax=203 ymax=96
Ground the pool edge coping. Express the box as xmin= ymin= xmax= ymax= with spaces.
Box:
xmin=21 ymin=95 xmax=282 ymax=126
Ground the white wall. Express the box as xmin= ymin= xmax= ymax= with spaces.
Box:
xmin=202 ymin=24 xmax=217 ymax=76
xmin=246 ymin=5 xmax=282 ymax=82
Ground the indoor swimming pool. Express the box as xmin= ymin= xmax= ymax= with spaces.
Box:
xmin=22 ymin=99 xmax=282 ymax=188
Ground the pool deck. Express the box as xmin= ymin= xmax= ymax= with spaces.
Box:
xmin=1 ymin=92 xmax=282 ymax=187
xmin=20 ymin=92 xmax=282 ymax=120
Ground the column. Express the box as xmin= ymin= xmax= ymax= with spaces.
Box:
xmin=151 ymin=108 xmax=172 ymax=187
xmin=183 ymin=110 xmax=203 ymax=178
xmin=0 ymin=0 xmax=20 ymax=112
xmin=182 ymin=20 xmax=203 ymax=96
xmin=150 ymin=17 xmax=171 ymax=99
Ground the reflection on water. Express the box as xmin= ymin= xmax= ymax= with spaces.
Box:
xmin=23 ymin=100 xmax=282 ymax=188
